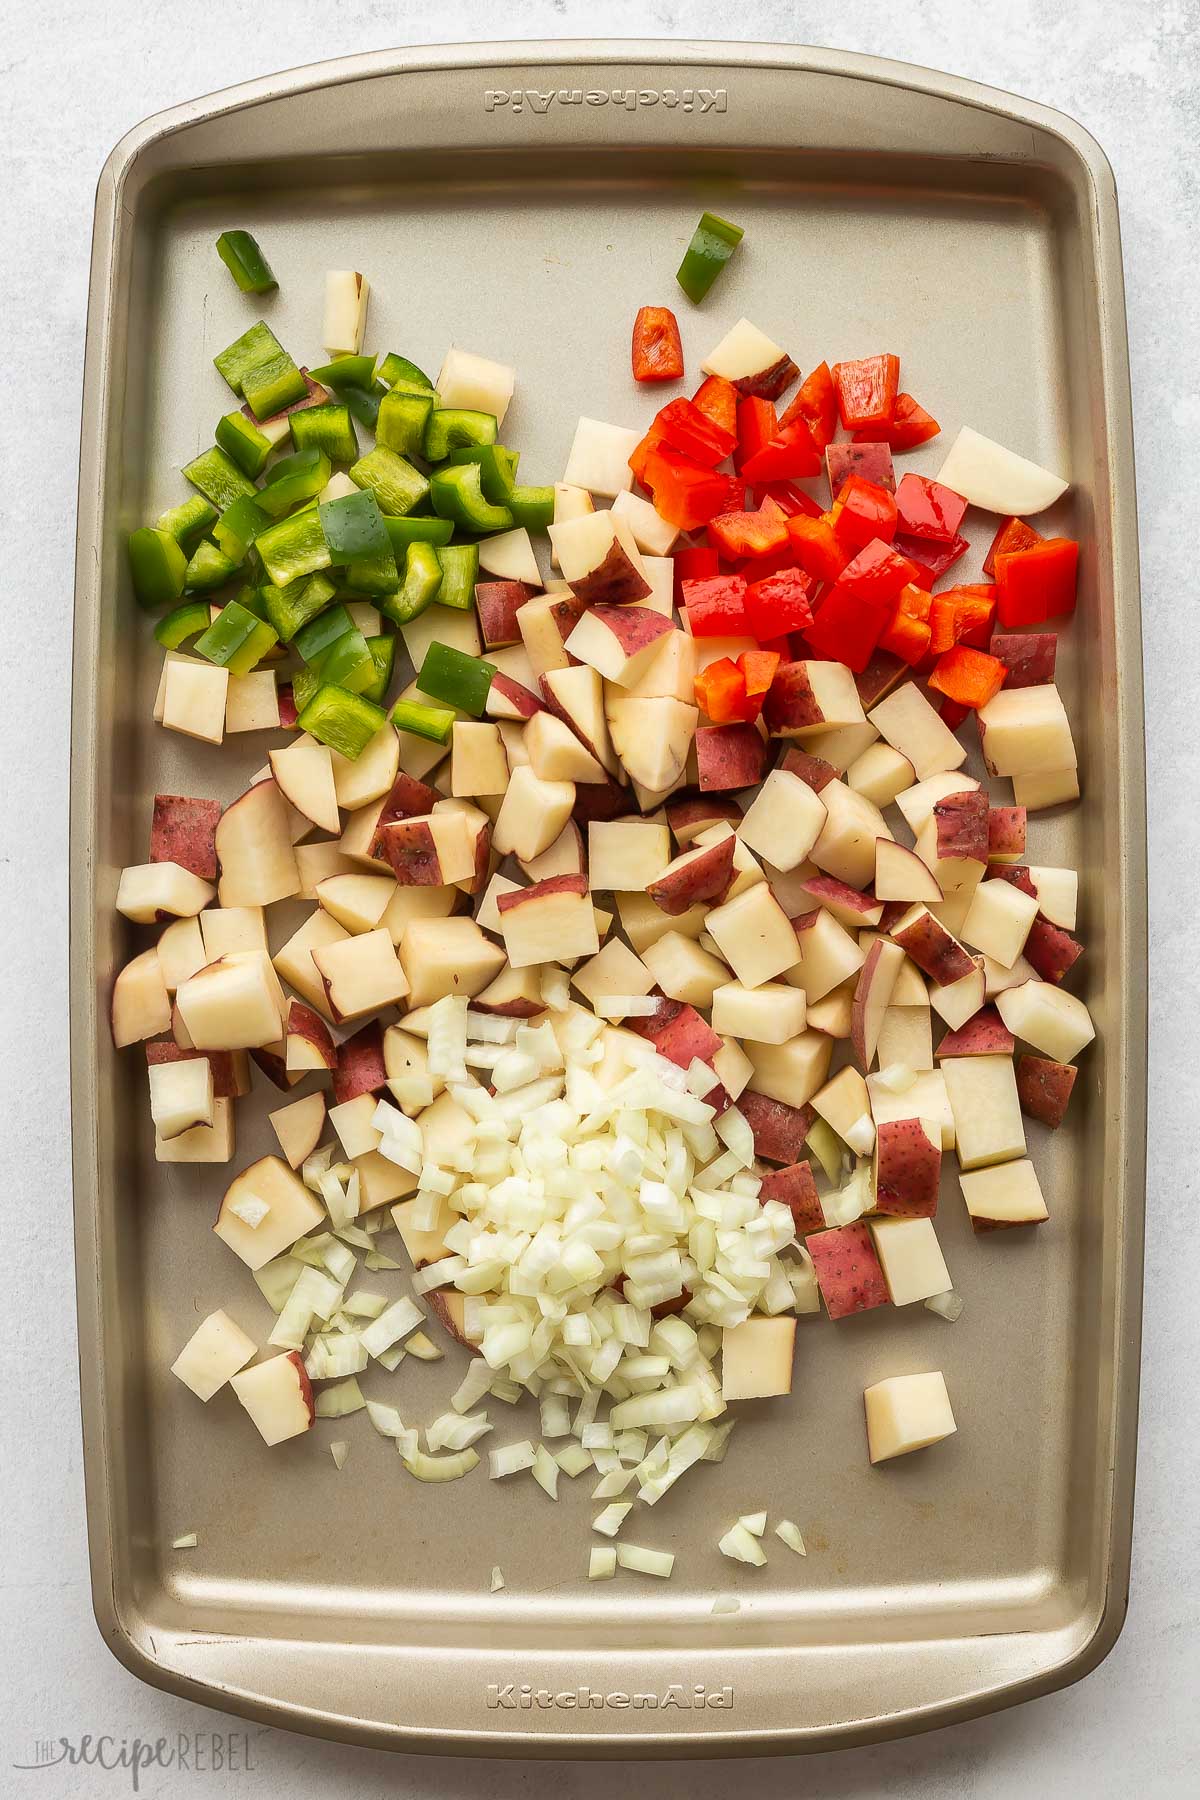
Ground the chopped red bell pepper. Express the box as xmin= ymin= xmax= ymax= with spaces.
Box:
xmin=829 ymin=537 xmax=921 ymax=608
xmin=691 ymin=374 xmax=739 ymax=439
xmin=682 ymin=574 xmax=750 ymax=637
xmin=856 ymin=391 xmax=940 ymax=450
xmin=740 ymin=417 xmax=822 ymax=484
xmin=734 ymin=396 xmax=777 ymax=471
xmin=929 ymin=587 xmax=996 ymax=655
xmin=826 ymin=440 xmax=896 ymax=498
xmin=877 ymin=606 xmax=932 ymax=666
xmin=643 ymin=445 xmax=742 ymax=531
xmin=734 ymin=545 xmax=796 ymax=583
xmin=779 ymin=361 xmax=838 ymax=450
xmin=743 ymin=569 xmax=814 ymax=638
xmin=928 ymin=644 xmax=1008 ymax=709
xmin=751 ymin=481 xmax=822 ymax=519
xmin=694 ymin=657 xmax=749 ymax=723
xmin=832 ymin=474 xmax=898 ymax=550
xmin=628 ymin=427 xmax=663 ymax=486
xmin=707 ymin=496 xmax=789 ymax=561
xmin=832 ymin=354 xmax=900 ymax=431
xmin=983 ymin=514 xmax=1043 ymax=577
xmin=893 ymin=530 xmax=969 ymax=588
xmin=785 ymin=513 xmax=849 ymax=585
xmin=994 ymin=538 xmax=1078 ymax=626
xmin=739 ymin=649 xmax=780 ymax=699
xmin=631 ymin=306 xmax=684 ymax=383
xmin=803 ymin=587 xmax=891 ymax=672
xmin=655 ymin=396 xmax=737 ymax=466
xmin=672 ymin=545 xmax=719 ymax=606
xmin=938 ymin=696 xmax=971 ymax=730
xmin=893 ymin=472 xmax=969 ymax=543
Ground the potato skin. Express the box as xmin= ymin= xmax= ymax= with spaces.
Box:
xmin=150 ymin=793 xmax=222 ymax=879
xmin=738 ymin=1090 xmax=815 ymax=1165
xmin=759 ymin=1160 xmax=824 ymax=1233
xmin=872 ymin=1118 xmax=941 ymax=1217
xmin=567 ymin=540 xmax=651 ymax=607
xmin=1016 ymin=1054 xmax=1077 ymax=1128
xmin=805 ymin=1221 xmax=889 ymax=1319
xmin=696 ymin=723 xmax=767 ymax=792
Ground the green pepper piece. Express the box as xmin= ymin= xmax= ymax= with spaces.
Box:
xmin=506 ymin=485 xmax=555 ymax=532
xmin=342 ymin=384 xmax=385 ymax=430
xmin=379 ymin=542 xmax=444 ymax=626
xmin=298 ymin=685 xmax=387 ymax=760
xmin=256 ymin=509 xmax=331 ymax=587
xmin=183 ymin=446 xmax=258 ymax=511
xmin=215 ymin=409 xmax=273 ymax=478
xmin=184 ymin=540 xmax=240 ymax=593
xmin=261 ymin=571 xmax=338 ymax=643
xmin=377 ymin=389 xmax=435 ymax=461
xmin=676 ymin=210 xmax=744 ymax=304
xmin=243 ymin=351 xmax=308 ymax=422
xmin=433 ymin=543 xmax=480 ymax=612
xmin=214 ymin=320 xmax=285 ymax=395
xmin=216 ymin=230 xmax=277 ymax=295
xmin=195 ymin=599 xmax=279 ymax=676
xmin=291 ymin=665 xmax=322 ymax=714
xmin=156 ymin=495 xmax=218 ymax=548
xmin=294 ymin=602 xmax=354 ymax=665
xmin=376 ymin=351 xmax=433 ymax=392
xmin=319 ymin=489 xmax=391 ymax=562
xmin=382 ymin=514 xmax=454 ymax=555
xmin=423 ymin=407 xmax=498 ymax=463
xmin=234 ymin=584 xmax=272 ymax=622
xmin=308 ymin=354 xmax=377 ymax=389
xmin=350 ymin=447 xmax=430 ymax=518
xmin=290 ymin=402 xmax=359 ymax=464
xmin=360 ymin=633 xmax=397 ymax=706
xmin=429 ymin=463 xmax=514 ymax=533
xmin=258 ymin=447 xmax=332 ymax=519
xmin=388 ymin=697 xmax=455 ymax=744
xmin=213 ymin=493 xmax=271 ymax=563
xmin=417 ymin=641 xmax=496 ymax=717
xmin=316 ymin=626 xmax=376 ymax=695
xmin=447 ymin=443 xmax=518 ymax=502
xmin=154 ymin=598 xmax=212 ymax=649
xmin=128 ymin=525 xmax=187 ymax=609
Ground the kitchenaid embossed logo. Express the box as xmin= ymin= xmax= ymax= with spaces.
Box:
xmin=484 ymin=87 xmax=728 ymax=116
xmin=486 ymin=1682 xmax=733 ymax=1710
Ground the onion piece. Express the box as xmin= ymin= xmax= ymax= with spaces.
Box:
xmin=171 ymin=1532 xmax=198 ymax=1550
xmin=925 ymin=1288 xmax=965 ymax=1322
xmin=358 ymin=1296 xmax=425 ymax=1358
xmin=738 ymin=1510 xmax=767 ymax=1537
xmin=489 ymin=1566 xmax=505 ymax=1592
xmin=489 ymin=1439 xmax=537 ymax=1478
xmin=774 ymin=1519 xmax=807 ymax=1556
xmin=592 ymin=1502 xmax=632 ymax=1538
xmin=718 ymin=1523 xmax=766 ymax=1566
xmin=589 ymin=1546 xmax=617 ymax=1580
xmin=330 ymin=1440 xmax=350 ymax=1471
xmin=531 ymin=1444 xmax=560 ymax=1499
xmin=314 ymin=1376 xmax=365 ymax=1417
xmin=401 ymin=1447 xmax=480 ymax=1483
xmin=616 ymin=1543 xmax=674 ymax=1578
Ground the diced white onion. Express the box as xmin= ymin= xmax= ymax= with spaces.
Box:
xmin=774 ymin=1519 xmax=807 ymax=1556
xmin=616 ymin=1543 xmax=674 ymax=1578
xmin=718 ymin=1523 xmax=766 ymax=1566
xmin=588 ymin=1546 xmax=617 ymax=1580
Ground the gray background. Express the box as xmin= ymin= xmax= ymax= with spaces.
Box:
xmin=1 ymin=0 xmax=1191 ymax=1793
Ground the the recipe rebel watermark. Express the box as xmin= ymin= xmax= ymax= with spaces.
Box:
xmin=483 ymin=88 xmax=728 ymax=115
xmin=13 ymin=1729 xmax=257 ymax=1791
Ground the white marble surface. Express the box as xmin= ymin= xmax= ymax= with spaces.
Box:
xmin=1 ymin=0 xmax=1193 ymax=1792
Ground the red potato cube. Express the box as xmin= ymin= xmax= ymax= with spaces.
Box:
xmin=958 ymin=1158 xmax=1049 ymax=1232
xmin=214 ymin=780 xmax=301 ymax=907
xmin=737 ymin=1091 xmax=816 ymax=1165
xmin=646 ymin=835 xmax=736 ymax=915
xmin=331 ymin=1020 xmax=388 ymax=1105
xmin=868 ymin=682 xmax=967 ymax=782
xmin=738 ymin=768 xmax=828 ymax=871
xmin=665 ymin=790 xmax=742 ymax=845
xmin=497 ymin=873 xmax=600 ymax=969
xmin=798 ymin=874 xmax=883 ymax=930
xmin=150 ymin=794 xmax=222 ymax=879
xmin=284 ymin=998 xmax=338 ymax=1072
xmin=989 ymin=631 xmax=1057 ymax=688
xmin=890 ymin=904 xmax=976 ymax=987
xmin=269 ymin=1091 xmax=327 ymax=1170
xmin=976 ymin=684 xmax=1076 ymax=780
xmin=525 ymin=712 xmax=607 ymax=785
xmin=230 ymin=1352 xmax=315 ymax=1446
xmin=826 ymin=440 xmax=896 ymax=497
xmin=520 ymin=820 xmax=585 ymax=882
xmin=111 ymin=949 xmax=173 ymax=1047
xmin=564 ymin=604 xmax=674 ymax=687
xmin=541 ymin=664 xmax=621 ymax=778
xmin=398 ymin=916 xmax=506 ymax=1006
xmin=1022 ymin=916 xmax=1084 ymax=985
xmin=874 ymin=839 xmax=943 ymax=905
xmin=695 ymin=723 xmax=767 ymax=792
xmin=778 ymin=745 xmax=839 ymax=793
xmin=872 ymin=1117 xmax=942 ymax=1217
xmin=1015 ymin=1053 xmax=1078 ymax=1128
xmin=215 ymin=1155 xmax=325 ymax=1271
xmin=549 ymin=512 xmax=651 ymax=606
xmin=485 ymin=670 xmax=546 ymax=722
xmin=805 ymin=1221 xmax=890 ymax=1319
xmin=988 ymin=806 xmax=1027 ymax=861
xmin=311 ymin=928 xmax=410 ymax=1022
xmin=758 ymin=1160 xmax=824 ymax=1232
xmin=763 ymin=660 xmax=866 ymax=739
xmin=476 ymin=580 xmax=534 ymax=650
xmin=146 ymin=1038 xmax=247 ymax=1100
xmin=470 ymin=965 xmax=546 ymax=1017
xmin=604 ymin=696 xmax=698 ymax=795
xmin=810 ymin=780 xmax=893 ymax=891
xmin=851 ymin=938 xmax=906 ymax=1069
xmin=935 ymin=1007 xmax=1015 ymax=1058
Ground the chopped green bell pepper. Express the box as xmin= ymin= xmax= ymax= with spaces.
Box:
xmin=350 ymin=447 xmax=430 ymax=518
xmin=380 ymin=541 xmax=443 ymax=626
xmin=447 ymin=443 xmax=518 ymax=501
xmin=216 ymin=230 xmax=277 ymax=295
xmin=297 ymin=685 xmax=387 ymax=760
xmin=389 ymin=697 xmax=455 ymax=743
xmin=433 ymin=542 xmax=480 ymax=611
xmin=258 ymin=447 xmax=332 ymax=518
xmin=215 ymin=409 xmax=273 ymax=479
xmin=417 ymin=641 xmax=496 ymax=717
xmin=255 ymin=508 xmax=331 ymax=587
xmin=213 ymin=492 xmax=271 ymax=563
xmin=382 ymin=514 xmax=454 ymax=556
xmin=316 ymin=626 xmax=376 ymax=695
xmin=294 ymin=603 xmax=355 ymax=665
xmin=676 ymin=210 xmax=744 ymax=304
xmin=234 ymin=584 xmax=272 ymax=623
xmin=129 ymin=526 xmax=188 ymax=609
xmin=320 ymin=489 xmax=399 ymax=595
xmin=290 ymin=402 xmax=359 ymax=464
xmin=195 ymin=599 xmax=279 ymax=675
xmin=183 ymin=446 xmax=258 ymax=511
xmin=214 ymin=320 xmax=285 ymax=395
xmin=424 ymin=407 xmax=498 ymax=463
xmin=262 ymin=571 xmax=337 ymax=642
xmin=377 ymin=388 xmax=436 ymax=461
xmin=154 ymin=598 xmax=212 ymax=648
xmin=361 ymin=633 xmax=397 ymax=705
xmin=243 ymin=351 xmax=308 ymax=422
xmin=376 ymin=352 xmax=433 ymax=392
xmin=340 ymin=384 xmax=385 ymax=430
xmin=184 ymin=540 xmax=240 ymax=593
xmin=309 ymin=354 xmax=377 ymax=389
xmin=156 ymin=495 xmax=218 ymax=548
xmin=429 ymin=462 xmax=513 ymax=533
xmin=291 ymin=665 xmax=322 ymax=714
xmin=506 ymin=485 xmax=555 ymax=532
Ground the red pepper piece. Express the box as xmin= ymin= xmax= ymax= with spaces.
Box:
xmin=654 ymin=396 xmax=737 ymax=467
xmin=826 ymin=440 xmax=896 ymax=498
xmin=832 ymin=474 xmax=898 ymax=550
xmin=893 ymin=530 xmax=968 ymax=588
xmin=707 ymin=496 xmax=789 ymax=561
xmin=830 ymin=538 xmax=921 ymax=609
xmin=994 ymin=538 xmax=1078 ymax=626
xmin=877 ymin=607 xmax=932 ymax=666
xmin=832 ymin=354 xmax=900 ymax=431
xmin=779 ymin=361 xmax=838 ymax=450
xmin=856 ymin=391 xmax=940 ymax=450
xmin=983 ymin=514 xmax=1043 ymax=577
xmin=691 ymin=374 xmax=739 ymax=439
xmin=631 ymin=306 xmax=684 ymax=383
xmin=744 ymin=569 xmax=814 ymax=639
xmin=643 ymin=445 xmax=742 ymax=531
xmin=803 ymin=586 xmax=892 ymax=672
xmin=734 ymin=396 xmax=778 ymax=471
xmin=751 ymin=481 xmax=822 ymax=520
xmin=928 ymin=644 xmax=1008 ymax=709
xmin=734 ymin=545 xmax=796 ymax=584
xmin=893 ymin=472 xmax=969 ymax=544
xmin=672 ymin=545 xmax=719 ymax=606
xmin=741 ymin=417 xmax=822 ymax=484
xmin=785 ymin=512 xmax=849 ymax=585
xmin=628 ymin=427 xmax=663 ymax=486
xmin=682 ymin=573 xmax=750 ymax=637
xmin=694 ymin=657 xmax=748 ymax=724
xmin=739 ymin=650 xmax=781 ymax=699
xmin=938 ymin=696 xmax=971 ymax=731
